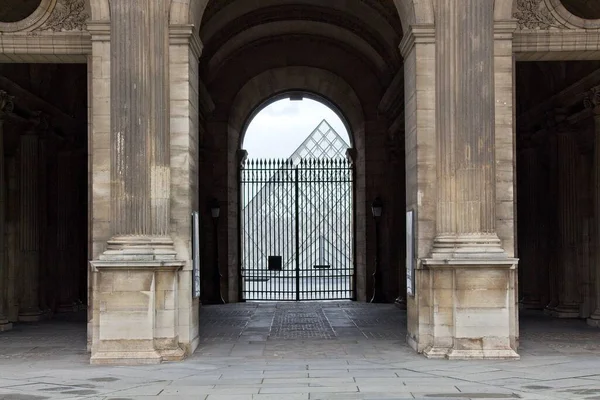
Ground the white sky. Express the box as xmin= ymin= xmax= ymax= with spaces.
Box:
xmin=242 ymin=98 xmax=351 ymax=159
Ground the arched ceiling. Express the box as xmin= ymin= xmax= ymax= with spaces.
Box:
xmin=199 ymin=0 xmax=404 ymax=95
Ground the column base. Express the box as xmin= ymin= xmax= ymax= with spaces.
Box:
xmin=0 ymin=315 xmax=12 ymax=332
xmin=419 ymin=252 xmax=519 ymax=361
xmin=521 ymin=297 xmax=545 ymax=310
xmin=57 ymin=302 xmax=79 ymax=313
xmin=18 ymin=308 xmax=43 ymax=322
xmin=430 ymin=234 xmax=508 ymax=259
xmin=423 ymin=346 xmax=450 ymax=359
xmin=158 ymin=347 xmax=186 ymax=362
xmin=447 ymin=349 xmax=520 ymax=360
xmin=91 ymin=350 xmax=162 ymax=365
xmin=394 ymin=296 xmax=407 ymax=310
xmin=90 ymin=246 xmax=186 ymax=365
xmin=587 ymin=312 xmax=600 ymax=327
xmin=551 ymin=304 xmax=580 ymax=318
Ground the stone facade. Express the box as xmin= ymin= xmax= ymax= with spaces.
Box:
xmin=1 ymin=0 xmax=600 ymax=364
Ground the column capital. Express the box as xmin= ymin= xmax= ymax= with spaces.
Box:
xmin=87 ymin=21 xmax=110 ymax=42
xmin=0 ymin=90 xmax=15 ymax=119
xmin=494 ymin=20 xmax=518 ymax=39
xmin=398 ymin=24 xmax=435 ymax=59
xmin=169 ymin=24 xmax=203 ymax=59
xmin=584 ymin=86 xmax=600 ymax=116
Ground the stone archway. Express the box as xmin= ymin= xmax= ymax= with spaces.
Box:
xmin=190 ymin=0 xmax=434 ymax=36
xmin=225 ymin=66 xmax=369 ymax=302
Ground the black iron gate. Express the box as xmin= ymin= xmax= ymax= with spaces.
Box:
xmin=240 ymin=158 xmax=354 ymax=301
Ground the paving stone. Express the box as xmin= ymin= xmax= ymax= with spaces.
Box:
xmin=1 ymin=303 xmax=600 ymax=400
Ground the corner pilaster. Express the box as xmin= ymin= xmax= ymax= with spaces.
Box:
xmin=89 ymin=0 xmax=185 ymax=365
xmin=419 ymin=0 xmax=518 ymax=360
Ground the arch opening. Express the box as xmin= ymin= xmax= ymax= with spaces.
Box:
xmin=239 ymin=95 xmax=356 ymax=301
xmin=241 ymin=94 xmax=352 ymax=159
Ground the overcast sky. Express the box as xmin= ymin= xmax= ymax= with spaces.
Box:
xmin=243 ymin=98 xmax=350 ymax=159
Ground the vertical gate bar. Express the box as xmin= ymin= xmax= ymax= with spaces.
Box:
xmin=251 ymin=161 xmax=255 ymax=300
xmin=342 ymin=160 xmax=345 ymax=299
xmin=333 ymin=159 xmax=337 ymax=299
xmin=346 ymin=159 xmax=350 ymax=299
xmin=295 ymin=165 xmax=300 ymax=301
xmin=247 ymin=161 xmax=251 ymax=300
xmin=351 ymin=159 xmax=356 ymax=300
xmin=277 ymin=159 xmax=281 ymax=300
xmin=343 ymin=159 xmax=347 ymax=299
xmin=271 ymin=159 xmax=274 ymax=300
xmin=255 ymin=160 xmax=258 ymax=300
xmin=288 ymin=160 xmax=292 ymax=299
xmin=287 ymin=161 xmax=291 ymax=300
xmin=241 ymin=161 xmax=245 ymax=301
xmin=322 ymin=161 xmax=325 ymax=300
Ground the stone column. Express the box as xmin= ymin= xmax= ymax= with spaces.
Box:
xmin=430 ymin=0 xmax=505 ymax=256
xmin=0 ymin=91 xmax=13 ymax=331
xmin=553 ymin=130 xmax=581 ymax=318
xmin=90 ymin=0 xmax=184 ymax=365
xmin=519 ymin=146 xmax=545 ymax=309
xmin=422 ymin=0 xmax=518 ymax=359
xmin=545 ymin=132 xmax=560 ymax=312
xmin=56 ymin=151 xmax=77 ymax=312
xmin=103 ymin=0 xmax=173 ymax=253
xmin=18 ymin=116 xmax=43 ymax=322
xmin=586 ymin=88 xmax=600 ymax=326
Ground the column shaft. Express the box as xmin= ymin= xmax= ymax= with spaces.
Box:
xmin=18 ymin=133 xmax=43 ymax=321
xmin=109 ymin=0 xmax=171 ymax=245
xmin=589 ymin=109 xmax=600 ymax=325
xmin=554 ymin=133 xmax=581 ymax=317
xmin=0 ymin=91 xmax=13 ymax=330
xmin=57 ymin=152 xmax=76 ymax=311
xmin=432 ymin=0 xmax=504 ymax=255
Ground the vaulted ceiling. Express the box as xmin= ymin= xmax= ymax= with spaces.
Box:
xmin=198 ymin=0 xmax=404 ymax=120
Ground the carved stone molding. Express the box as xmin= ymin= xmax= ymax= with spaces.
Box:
xmin=514 ymin=0 xmax=562 ymax=29
xmin=584 ymin=87 xmax=600 ymax=114
xmin=35 ymin=0 xmax=88 ymax=32
xmin=0 ymin=91 xmax=15 ymax=118
xmin=0 ymin=0 xmax=87 ymax=33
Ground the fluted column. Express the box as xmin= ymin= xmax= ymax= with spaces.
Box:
xmin=0 ymin=91 xmax=13 ymax=331
xmin=102 ymin=0 xmax=174 ymax=256
xmin=56 ymin=151 xmax=77 ymax=312
xmin=545 ymin=132 xmax=560 ymax=312
xmin=519 ymin=146 xmax=545 ymax=309
xmin=586 ymin=88 xmax=600 ymax=326
xmin=431 ymin=0 xmax=505 ymax=257
xmin=421 ymin=1 xmax=517 ymax=360
xmin=90 ymin=1 xmax=185 ymax=365
xmin=18 ymin=117 xmax=43 ymax=321
xmin=554 ymin=131 xmax=581 ymax=318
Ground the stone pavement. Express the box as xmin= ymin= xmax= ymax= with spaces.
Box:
xmin=0 ymin=303 xmax=599 ymax=399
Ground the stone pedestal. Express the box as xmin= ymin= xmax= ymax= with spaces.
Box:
xmin=418 ymin=0 xmax=518 ymax=359
xmin=421 ymin=260 xmax=518 ymax=359
xmin=90 ymin=261 xmax=184 ymax=364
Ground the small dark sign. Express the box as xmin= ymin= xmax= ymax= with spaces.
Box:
xmin=268 ymin=256 xmax=282 ymax=271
